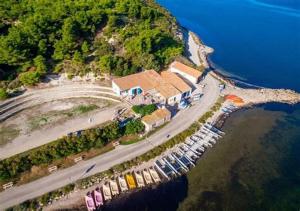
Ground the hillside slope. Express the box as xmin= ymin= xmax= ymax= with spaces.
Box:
xmin=0 ymin=0 xmax=183 ymax=88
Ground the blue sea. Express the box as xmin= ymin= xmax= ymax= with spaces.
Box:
xmin=159 ymin=0 xmax=300 ymax=91
xmin=102 ymin=1 xmax=300 ymax=210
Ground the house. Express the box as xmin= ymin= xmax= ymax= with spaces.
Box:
xmin=160 ymin=71 xmax=192 ymax=99
xmin=169 ymin=61 xmax=203 ymax=84
xmin=142 ymin=108 xmax=171 ymax=131
xmin=112 ymin=70 xmax=192 ymax=105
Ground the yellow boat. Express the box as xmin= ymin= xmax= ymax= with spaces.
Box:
xmin=125 ymin=174 xmax=136 ymax=189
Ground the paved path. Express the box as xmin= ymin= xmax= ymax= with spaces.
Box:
xmin=0 ymin=73 xmax=220 ymax=210
xmin=0 ymin=31 xmax=221 ymax=209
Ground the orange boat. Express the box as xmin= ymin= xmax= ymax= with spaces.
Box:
xmin=225 ymin=95 xmax=244 ymax=105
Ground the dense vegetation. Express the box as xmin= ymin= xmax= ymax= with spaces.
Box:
xmin=0 ymin=119 xmax=144 ymax=182
xmin=132 ymin=104 xmax=157 ymax=117
xmin=0 ymin=0 xmax=183 ymax=89
xmin=125 ymin=119 xmax=145 ymax=135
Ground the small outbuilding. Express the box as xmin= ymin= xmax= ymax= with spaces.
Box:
xmin=169 ymin=61 xmax=203 ymax=84
xmin=142 ymin=108 xmax=171 ymax=132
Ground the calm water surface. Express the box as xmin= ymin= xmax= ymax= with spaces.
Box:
xmin=104 ymin=1 xmax=300 ymax=210
xmin=159 ymin=0 xmax=300 ymax=90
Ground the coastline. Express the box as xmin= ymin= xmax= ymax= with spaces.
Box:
xmin=3 ymin=28 xmax=300 ymax=210
xmin=186 ymin=29 xmax=300 ymax=107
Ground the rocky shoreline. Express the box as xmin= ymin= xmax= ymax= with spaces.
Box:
xmin=187 ymin=30 xmax=300 ymax=107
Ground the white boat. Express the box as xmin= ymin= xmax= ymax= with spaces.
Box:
xmin=118 ymin=175 xmax=128 ymax=192
xmin=142 ymin=169 xmax=153 ymax=185
xmin=149 ymin=167 xmax=161 ymax=183
xmin=102 ymin=183 xmax=112 ymax=201
xmin=134 ymin=171 xmax=145 ymax=188
xmin=185 ymin=139 xmax=194 ymax=146
xmin=109 ymin=179 xmax=119 ymax=196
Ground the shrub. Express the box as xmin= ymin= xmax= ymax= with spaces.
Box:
xmin=0 ymin=122 xmax=121 ymax=182
xmin=0 ymin=88 xmax=8 ymax=100
xmin=19 ymin=70 xmax=41 ymax=86
xmin=125 ymin=119 xmax=145 ymax=135
xmin=132 ymin=104 xmax=157 ymax=117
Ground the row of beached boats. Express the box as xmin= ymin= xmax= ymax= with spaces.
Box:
xmin=84 ymin=167 xmax=161 ymax=211
xmin=154 ymin=122 xmax=225 ymax=179
xmin=85 ymin=122 xmax=225 ymax=211
xmin=221 ymin=104 xmax=238 ymax=114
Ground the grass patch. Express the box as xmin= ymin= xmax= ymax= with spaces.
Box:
xmin=69 ymin=104 xmax=99 ymax=115
xmin=0 ymin=126 xmax=20 ymax=146
xmin=132 ymin=104 xmax=157 ymax=117
xmin=119 ymin=134 xmax=141 ymax=145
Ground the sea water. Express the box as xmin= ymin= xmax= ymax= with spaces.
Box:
xmin=102 ymin=1 xmax=300 ymax=210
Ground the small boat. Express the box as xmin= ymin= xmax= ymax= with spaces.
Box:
xmin=142 ymin=169 xmax=153 ymax=185
xmin=85 ymin=192 xmax=96 ymax=211
xmin=134 ymin=171 xmax=145 ymax=188
xmin=102 ymin=183 xmax=112 ymax=201
xmin=149 ymin=167 xmax=161 ymax=183
xmin=205 ymin=123 xmax=225 ymax=135
xmin=118 ymin=175 xmax=128 ymax=192
xmin=163 ymin=156 xmax=180 ymax=175
xmin=185 ymin=139 xmax=195 ymax=146
xmin=173 ymin=150 xmax=195 ymax=167
xmin=92 ymin=187 xmax=103 ymax=207
xmin=125 ymin=174 xmax=137 ymax=189
xmin=109 ymin=179 xmax=119 ymax=196
xmin=155 ymin=159 xmax=176 ymax=178
xmin=169 ymin=153 xmax=189 ymax=172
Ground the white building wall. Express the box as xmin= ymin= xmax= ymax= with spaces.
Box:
xmin=112 ymin=81 xmax=122 ymax=96
xmin=167 ymin=93 xmax=183 ymax=105
xmin=170 ymin=67 xmax=198 ymax=84
xmin=143 ymin=122 xmax=152 ymax=132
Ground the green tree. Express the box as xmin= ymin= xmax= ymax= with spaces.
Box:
xmin=73 ymin=50 xmax=84 ymax=63
xmin=98 ymin=55 xmax=114 ymax=73
xmin=19 ymin=70 xmax=41 ymax=86
xmin=0 ymin=88 xmax=8 ymax=100
xmin=33 ymin=55 xmax=47 ymax=74
xmin=81 ymin=41 xmax=89 ymax=54
xmin=125 ymin=119 xmax=145 ymax=135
